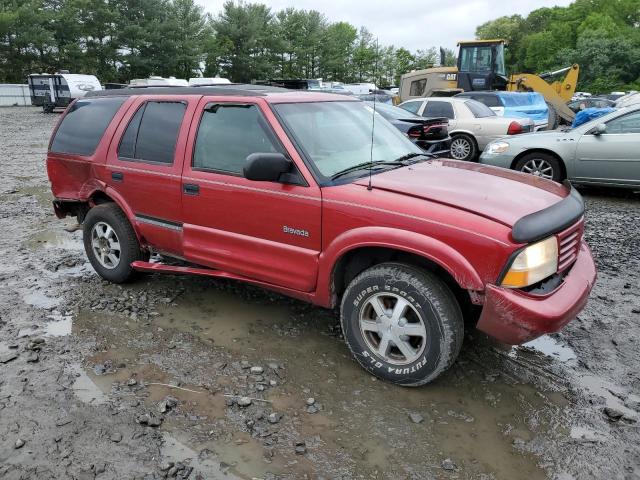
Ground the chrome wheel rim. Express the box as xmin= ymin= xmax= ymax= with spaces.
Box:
xmin=450 ymin=138 xmax=471 ymax=160
xmin=359 ymin=293 xmax=427 ymax=365
xmin=91 ymin=221 xmax=121 ymax=269
xmin=521 ymin=159 xmax=554 ymax=179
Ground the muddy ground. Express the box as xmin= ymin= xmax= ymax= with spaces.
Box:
xmin=0 ymin=107 xmax=638 ymax=480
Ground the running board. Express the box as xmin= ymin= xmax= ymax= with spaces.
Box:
xmin=130 ymin=261 xmax=314 ymax=303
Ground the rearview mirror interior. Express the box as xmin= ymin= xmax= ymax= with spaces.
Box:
xmin=244 ymin=153 xmax=302 ymax=185
xmin=593 ymin=123 xmax=607 ymax=135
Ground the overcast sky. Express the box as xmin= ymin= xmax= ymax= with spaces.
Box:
xmin=196 ymin=0 xmax=574 ymax=52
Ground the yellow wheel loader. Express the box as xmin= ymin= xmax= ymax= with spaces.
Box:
xmin=399 ymin=40 xmax=579 ymax=126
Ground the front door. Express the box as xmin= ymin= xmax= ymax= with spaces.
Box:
xmin=575 ymin=110 xmax=640 ymax=187
xmin=181 ymin=97 xmax=322 ymax=292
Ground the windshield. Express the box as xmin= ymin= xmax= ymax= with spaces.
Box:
xmin=274 ymin=101 xmax=422 ymax=180
xmin=464 ymin=99 xmax=496 ymax=118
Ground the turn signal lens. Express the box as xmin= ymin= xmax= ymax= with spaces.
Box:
xmin=502 ymin=236 xmax=558 ymax=288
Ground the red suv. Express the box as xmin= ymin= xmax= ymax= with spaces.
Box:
xmin=47 ymin=86 xmax=596 ymax=386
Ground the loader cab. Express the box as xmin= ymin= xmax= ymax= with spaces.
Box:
xmin=457 ymin=40 xmax=508 ymax=92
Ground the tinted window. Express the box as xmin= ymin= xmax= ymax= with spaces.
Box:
xmin=465 ymin=100 xmax=496 ymax=118
xmin=118 ymin=101 xmax=186 ymax=164
xmin=399 ymin=101 xmax=422 ymax=114
xmin=409 ymin=79 xmax=426 ymax=96
xmin=51 ymin=97 xmax=126 ymax=156
xmin=423 ymin=101 xmax=454 ymax=119
xmin=472 ymin=94 xmax=501 ymax=107
xmin=606 ymin=111 xmax=640 ymax=134
xmin=193 ymin=104 xmax=282 ymax=175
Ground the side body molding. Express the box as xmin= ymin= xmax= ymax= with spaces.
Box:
xmin=315 ymin=226 xmax=485 ymax=308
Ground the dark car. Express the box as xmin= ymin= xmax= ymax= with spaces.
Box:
xmin=366 ymin=101 xmax=450 ymax=156
xmin=567 ymin=97 xmax=616 ymax=113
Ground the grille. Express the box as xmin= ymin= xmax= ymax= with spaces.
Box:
xmin=557 ymin=220 xmax=583 ymax=272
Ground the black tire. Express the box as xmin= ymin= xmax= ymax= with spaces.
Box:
xmin=514 ymin=152 xmax=563 ymax=182
xmin=449 ymin=133 xmax=478 ymax=162
xmin=82 ymin=203 xmax=146 ymax=283
xmin=546 ymin=101 xmax=558 ymax=130
xmin=340 ymin=263 xmax=464 ymax=387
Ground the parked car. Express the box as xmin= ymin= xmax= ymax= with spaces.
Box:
xmin=365 ymin=101 xmax=450 ymax=156
xmin=455 ymin=91 xmax=549 ymax=131
xmin=567 ymin=96 xmax=616 ymax=113
xmin=398 ymin=97 xmax=534 ymax=161
xmin=47 ymin=86 xmax=595 ymax=386
xmin=615 ymin=92 xmax=640 ymax=108
xmin=480 ymin=104 xmax=640 ymax=187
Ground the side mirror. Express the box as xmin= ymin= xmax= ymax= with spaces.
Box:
xmin=593 ymin=123 xmax=607 ymax=135
xmin=244 ymin=153 xmax=298 ymax=184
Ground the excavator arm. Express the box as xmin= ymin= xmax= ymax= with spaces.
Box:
xmin=507 ymin=64 xmax=579 ymax=124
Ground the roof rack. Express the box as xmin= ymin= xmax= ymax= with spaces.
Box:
xmin=86 ymin=84 xmax=289 ymax=98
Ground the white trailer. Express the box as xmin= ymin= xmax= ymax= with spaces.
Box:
xmin=27 ymin=73 xmax=102 ymax=112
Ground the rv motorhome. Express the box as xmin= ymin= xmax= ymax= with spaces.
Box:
xmin=27 ymin=72 xmax=102 ymax=113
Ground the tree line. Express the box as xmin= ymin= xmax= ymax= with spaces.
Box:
xmin=0 ymin=0 xmax=455 ymax=86
xmin=476 ymin=0 xmax=640 ymax=93
xmin=1 ymin=0 xmax=638 ymax=91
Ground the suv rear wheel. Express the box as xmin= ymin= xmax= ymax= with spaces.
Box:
xmin=83 ymin=203 xmax=147 ymax=283
xmin=340 ymin=263 xmax=463 ymax=386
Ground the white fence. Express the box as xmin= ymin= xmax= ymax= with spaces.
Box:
xmin=0 ymin=84 xmax=31 ymax=106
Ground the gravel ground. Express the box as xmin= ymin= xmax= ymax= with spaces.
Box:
xmin=0 ymin=107 xmax=639 ymax=479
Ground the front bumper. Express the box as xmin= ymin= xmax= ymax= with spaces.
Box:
xmin=476 ymin=240 xmax=596 ymax=344
xmin=478 ymin=151 xmax=514 ymax=169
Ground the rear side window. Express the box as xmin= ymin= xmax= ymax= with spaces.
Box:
xmin=118 ymin=101 xmax=186 ymax=164
xmin=192 ymin=104 xmax=283 ymax=175
xmin=423 ymin=101 xmax=454 ymax=119
xmin=400 ymin=101 xmax=422 ymax=114
xmin=50 ymin=97 xmax=126 ymax=156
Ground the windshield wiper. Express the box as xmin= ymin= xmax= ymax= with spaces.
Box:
xmin=330 ymin=160 xmax=406 ymax=180
xmin=392 ymin=152 xmax=432 ymax=163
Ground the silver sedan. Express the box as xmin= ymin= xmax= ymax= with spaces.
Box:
xmin=480 ymin=105 xmax=640 ymax=188
xmin=398 ymin=97 xmax=534 ymax=162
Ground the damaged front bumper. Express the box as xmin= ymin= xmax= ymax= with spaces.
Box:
xmin=476 ymin=240 xmax=596 ymax=345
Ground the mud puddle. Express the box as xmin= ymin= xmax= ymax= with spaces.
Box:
xmin=64 ymin=276 xmax=573 ymax=479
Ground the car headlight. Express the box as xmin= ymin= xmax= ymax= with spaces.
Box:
xmin=486 ymin=141 xmax=510 ymax=154
xmin=501 ymin=236 xmax=558 ymax=288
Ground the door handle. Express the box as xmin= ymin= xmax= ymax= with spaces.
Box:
xmin=111 ymin=171 xmax=123 ymax=182
xmin=183 ymin=183 xmax=200 ymax=195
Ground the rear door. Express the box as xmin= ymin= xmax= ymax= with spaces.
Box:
xmin=574 ymin=110 xmax=640 ymax=186
xmin=180 ymin=97 xmax=322 ymax=292
xmin=105 ymin=95 xmax=199 ymax=256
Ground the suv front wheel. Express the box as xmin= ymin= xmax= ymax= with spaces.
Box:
xmin=83 ymin=203 xmax=147 ymax=283
xmin=340 ymin=263 xmax=463 ymax=386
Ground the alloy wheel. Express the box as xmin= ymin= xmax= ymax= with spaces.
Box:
xmin=521 ymin=158 xmax=554 ymax=179
xmin=450 ymin=137 xmax=471 ymax=160
xmin=90 ymin=221 xmax=121 ymax=269
xmin=359 ymin=293 xmax=427 ymax=365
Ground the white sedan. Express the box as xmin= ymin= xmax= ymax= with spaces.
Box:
xmin=398 ymin=97 xmax=534 ymax=162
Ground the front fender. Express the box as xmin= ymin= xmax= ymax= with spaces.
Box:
xmin=315 ymin=226 xmax=484 ymax=308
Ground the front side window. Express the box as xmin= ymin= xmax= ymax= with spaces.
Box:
xmin=193 ymin=104 xmax=283 ymax=174
xmin=51 ymin=97 xmax=126 ymax=156
xmin=605 ymin=111 xmax=640 ymax=134
xmin=465 ymin=99 xmax=496 ymax=118
xmin=118 ymin=101 xmax=186 ymax=164
xmin=423 ymin=101 xmax=455 ymax=119
xmin=274 ymin=101 xmax=421 ymax=180
xmin=409 ymin=79 xmax=427 ymax=97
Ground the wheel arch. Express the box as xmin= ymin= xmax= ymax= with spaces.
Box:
xmin=318 ymin=227 xmax=485 ymax=309
xmin=511 ymin=149 xmax=567 ymax=181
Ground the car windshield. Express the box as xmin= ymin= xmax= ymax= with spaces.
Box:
xmin=274 ymin=101 xmax=422 ymax=180
xmin=464 ymin=99 xmax=496 ymax=118
xmin=365 ymin=101 xmax=421 ymax=120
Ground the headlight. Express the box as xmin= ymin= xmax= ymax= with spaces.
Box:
xmin=501 ymin=236 xmax=558 ymax=288
xmin=486 ymin=141 xmax=510 ymax=154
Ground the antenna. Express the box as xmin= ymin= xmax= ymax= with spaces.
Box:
xmin=368 ymin=37 xmax=380 ymax=192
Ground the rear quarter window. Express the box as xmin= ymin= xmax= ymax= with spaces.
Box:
xmin=50 ymin=97 xmax=126 ymax=156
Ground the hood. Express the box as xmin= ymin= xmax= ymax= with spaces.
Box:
xmin=355 ymin=159 xmax=568 ymax=227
